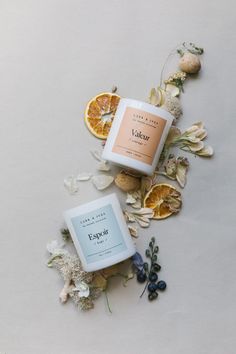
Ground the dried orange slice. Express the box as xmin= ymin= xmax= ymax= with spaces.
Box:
xmin=144 ymin=183 xmax=182 ymax=219
xmin=85 ymin=92 xmax=120 ymax=139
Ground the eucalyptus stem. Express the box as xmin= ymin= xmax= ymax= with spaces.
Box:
xmin=140 ymin=241 xmax=155 ymax=298
xmin=104 ymin=289 xmax=112 ymax=313
xmin=159 ymin=43 xmax=182 ymax=87
xmin=140 ymin=280 xmax=149 ymax=298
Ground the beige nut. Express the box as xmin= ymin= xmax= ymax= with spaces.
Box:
xmin=179 ymin=52 xmax=201 ymax=74
xmin=115 ymin=172 xmax=141 ymax=192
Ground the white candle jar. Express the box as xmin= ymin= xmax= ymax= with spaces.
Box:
xmin=64 ymin=193 xmax=135 ymax=272
xmin=102 ymin=98 xmax=174 ymax=175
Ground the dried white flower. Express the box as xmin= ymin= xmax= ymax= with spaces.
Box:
xmin=126 ymin=190 xmax=142 ymax=209
xmin=182 ymin=122 xmax=207 ymax=143
xmin=73 ymin=281 xmax=90 ymax=298
xmin=124 ymin=208 xmax=154 ymax=228
xmin=47 ymin=240 xmax=68 ymax=256
xmin=164 ymin=155 xmax=189 ymax=188
xmin=180 ymin=122 xmax=213 ymax=156
xmin=165 ymin=122 xmax=213 ymax=158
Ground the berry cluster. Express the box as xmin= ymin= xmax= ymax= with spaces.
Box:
xmin=133 ymin=237 xmax=167 ymax=301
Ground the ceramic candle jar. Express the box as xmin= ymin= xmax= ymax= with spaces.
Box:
xmin=64 ymin=193 xmax=136 ymax=272
xmin=102 ymin=98 xmax=174 ymax=175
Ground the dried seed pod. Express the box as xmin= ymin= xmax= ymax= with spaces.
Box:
xmin=115 ymin=172 xmax=141 ymax=192
xmin=179 ymin=52 xmax=201 ymax=74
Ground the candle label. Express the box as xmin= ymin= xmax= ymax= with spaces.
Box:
xmin=71 ymin=204 xmax=127 ymax=264
xmin=112 ymin=107 xmax=167 ymax=165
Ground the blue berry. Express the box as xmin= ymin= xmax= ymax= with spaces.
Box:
xmin=137 ymin=270 xmax=147 ymax=283
xmin=153 ymin=263 xmax=161 ymax=272
xmin=148 ymin=291 xmax=158 ymax=301
xmin=149 ymin=272 xmax=158 ymax=282
xmin=157 ymin=280 xmax=167 ymax=290
xmin=148 ymin=282 xmax=158 ymax=293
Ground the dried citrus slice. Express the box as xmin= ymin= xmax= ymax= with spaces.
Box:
xmin=144 ymin=183 xmax=182 ymax=219
xmin=85 ymin=92 xmax=120 ymax=139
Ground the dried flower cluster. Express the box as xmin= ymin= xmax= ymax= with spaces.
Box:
xmin=47 ymin=238 xmax=133 ymax=312
xmin=165 ymin=122 xmax=213 ymax=157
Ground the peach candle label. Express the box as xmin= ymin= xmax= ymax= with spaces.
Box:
xmin=102 ymin=98 xmax=174 ymax=175
xmin=112 ymin=107 xmax=167 ymax=165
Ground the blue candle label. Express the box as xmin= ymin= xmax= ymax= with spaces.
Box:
xmin=71 ymin=204 xmax=127 ymax=264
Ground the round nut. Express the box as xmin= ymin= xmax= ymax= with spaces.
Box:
xmin=115 ymin=172 xmax=141 ymax=192
xmin=179 ymin=52 xmax=201 ymax=74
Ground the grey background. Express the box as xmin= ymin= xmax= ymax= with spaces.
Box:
xmin=0 ymin=0 xmax=235 ymax=353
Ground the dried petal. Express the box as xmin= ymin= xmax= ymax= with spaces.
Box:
xmin=77 ymin=172 xmax=92 ymax=181
xmin=98 ymin=160 xmax=110 ymax=171
xmin=131 ymin=252 xmax=144 ymax=270
xmin=92 ymin=175 xmax=114 ymax=190
xmin=126 ymin=193 xmax=137 ymax=205
xmin=163 ymin=190 xmax=182 ymax=213
xmin=123 ymin=271 xmax=134 ymax=286
xmin=165 ymin=84 xmax=180 ymax=97
xmin=135 ymin=216 xmax=151 ymax=228
xmin=165 ymin=154 xmax=177 ymax=178
xmin=90 ymin=150 xmax=103 ymax=161
xmin=183 ymin=135 xmax=201 ymax=143
xmin=186 ymin=141 xmax=204 ymax=152
xmin=126 ymin=191 xmax=142 ymax=209
xmin=185 ymin=125 xmax=199 ymax=134
xmin=141 ymin=176 xmax=154 ymax=196
xmin=195 ymin=128 xmax=207 ymax=140
xmin=193 ymin=121 xmax=204 ymax=129
xmin=165 ymin=126 xmax=181 ymax=146
xmin=64 ymin=175 xmax=79 ymax=194
xmin=176 ymin=157 xmax=189 ymax=188
xmin=132 ymin=208 xmax=154 ymax=217
xmin=128 ymin=225 xmax=138 ymax=238
xmin=124 ymin=208 xmax=154 ymax=228
xmin=196 ymin=145 xmax=214 ymax=157
xmin=47 ymin=240 xmax=67 ymax=255
xmin=124 ymin=211 xmax=136 ymax=223
xmin=149 ymin=88 xmax=160 ymax=106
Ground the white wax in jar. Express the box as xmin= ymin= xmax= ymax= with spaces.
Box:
xmin=102 ymin=98 xmax=174 ymax=175
xmin=64 ymin=193 xmax=136 ymax=272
